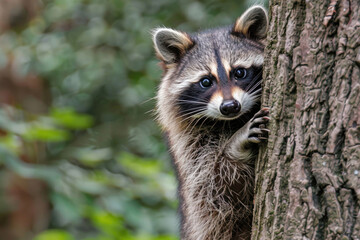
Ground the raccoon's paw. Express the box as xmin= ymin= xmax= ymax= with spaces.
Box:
xmin=247 ymin=107 xmax=270 ymax=144
xmin=226 ymin=108 xmax=270 ymax=160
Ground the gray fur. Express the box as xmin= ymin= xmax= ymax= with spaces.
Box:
xmin=154 ymin=6 xmax=269 ymax=240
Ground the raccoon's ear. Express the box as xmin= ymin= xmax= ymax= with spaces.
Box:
xmin=152 ymin=28 xmax=194 ymax=64
xmin=232 ymin=6 xmax=268 ymax=40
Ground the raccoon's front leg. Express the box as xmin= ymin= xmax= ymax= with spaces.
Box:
xmin=225 ymin=108 xmax=269 ymax=161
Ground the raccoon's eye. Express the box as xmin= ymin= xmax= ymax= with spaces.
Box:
xmin=234 ymin=68 xmax=247 ymax=79
xmin=199 ymin=78 xmax=213 ymax=88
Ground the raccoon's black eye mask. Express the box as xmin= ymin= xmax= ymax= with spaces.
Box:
xmin=176 ymin=80 xmax=216 ymax=116
xmin=191 ymin=66 xmax=262 ymax=92
xmin=233 ymin=67 xmax=262 ymax=91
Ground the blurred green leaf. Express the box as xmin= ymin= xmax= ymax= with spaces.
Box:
xmin=74 ymin=147 xmax=112 ymax=166
xmin=0 ymin=134 xmax=21 ymax=154
xmin=23 ymin=126 xmax=70 ymax=142
xmin=0 ymin=145 xmax=61 ymax=184
xmin=87 ymin=209 xmax=134 ymax=239
xmin=34 ymin=229 xmax=74 ymax=240
xmin=117 ymin=152 xmax=162 ymax=177
xmin=51 ymin=108 xmax=94 ymax=130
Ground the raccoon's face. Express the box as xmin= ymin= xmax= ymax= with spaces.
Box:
xmin=175 ymin=45 xmax=264 ymax=121
xmin=154 ymin=6 xmax=268 ymax=128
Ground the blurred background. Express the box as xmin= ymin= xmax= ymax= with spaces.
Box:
xmin=0 ymin=0 xmax=266 ymax=239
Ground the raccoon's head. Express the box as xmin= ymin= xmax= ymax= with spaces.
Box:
xmin=153 ymin=6 xmax=268 ymax=131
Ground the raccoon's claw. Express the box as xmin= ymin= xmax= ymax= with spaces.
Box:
xmin=248 ymin=108 xmax=270 ymax=144
xmin=228 ymin=108 xmax=270 ymax=156
xmin=248 ymin=128 xmax=269 ymax=143
xmin=251 ymin=107 xmax=269 ymax=121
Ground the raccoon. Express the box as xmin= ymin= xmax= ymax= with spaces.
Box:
xmin=153 ymin=6 xmax=269 ymax=240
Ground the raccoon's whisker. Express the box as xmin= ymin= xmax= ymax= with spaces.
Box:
xmin=177 ymin=93 xmax=209 ymax=100
xmin=141 ymin=96 xmax=157 ymax=105
xmin=249 ymin=92 xmax=262 ymax=101
xmin=198 ymin=115 xmax=211 ymax=131
xmin=205 ymin=118 xmax=219 ymax=135
xmin=177 ymin=100 xmax=209 ymax=105
xmin=145 ymin=108 xmax=157 ymax=116
xmin=177 ymin=106 xmax=208 ymax=117
xmin=181 ymin=117 xmax=198 ymax=136
xmin=180 ymin=107 xmax=208 ymax=118
xmin=245 ymin=71 xmax=262 ymax=92
xmin=251 ymin=94 xmax=262 ymax=101
xmin=177 ymin=96 xmax=209 ymax=104
xmin=187 ymin=114 xmax=207 ymax=134
xmin=249 ymin=88 xmax=262 ymax=97
xmin=177 ymin=99 xmax=207 ymax=103
xmin=180 ymin=112 xmax=207 ymax=138
xmin=247 ymin=80 xmax=262 ymax=94
xmin=176 ymin=113 xmax=202 ymax=126
xmin=176 ymin=108 xmax=208 ymax=125
xmin=251 ymin=86 xmax=262 ymax=93
xmin=247 ymin=81 xmax=262 ymax=95
xmin=174 ymin=116 xmax=202 ymax=144
xmin=186 ymin=119 xmax=201 ymax=135
xmin=178 ymin=114 xmax=202 ymax=126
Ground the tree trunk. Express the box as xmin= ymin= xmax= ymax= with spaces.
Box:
xmin=252 ymin=0 xmax=360 ymax=239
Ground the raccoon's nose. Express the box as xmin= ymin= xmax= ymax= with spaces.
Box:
xmin=220 ymin=100 xmax=241 ymax=116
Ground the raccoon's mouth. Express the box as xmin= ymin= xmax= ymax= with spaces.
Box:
xmin=217 ymin=113 xmax=243 ymax=121
xmin=204 ymin=108 xmax=243 ymax=121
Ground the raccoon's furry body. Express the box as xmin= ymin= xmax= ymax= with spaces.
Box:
xmin=153 ymin=6 xmax=269 ymax=240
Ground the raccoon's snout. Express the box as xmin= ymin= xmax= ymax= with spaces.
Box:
xmin=220 ymin=100 xmax=241 ymax=116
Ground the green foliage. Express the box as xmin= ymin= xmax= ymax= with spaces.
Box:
xmin=51 ymin=108 xmax=94 ymax=130
xmin=118 ymin=152 xmax=162 ymax=177
xmin=0 ymin=0 xmax=266 ymax=239
xmin=34 ymin=230 xmax=75 ymax=240
xmin=24 ymin=127 xmax=71 ymax=142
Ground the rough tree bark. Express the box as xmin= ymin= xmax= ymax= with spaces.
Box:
xmin=252 ymin=0 xmax=360 ymax=239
